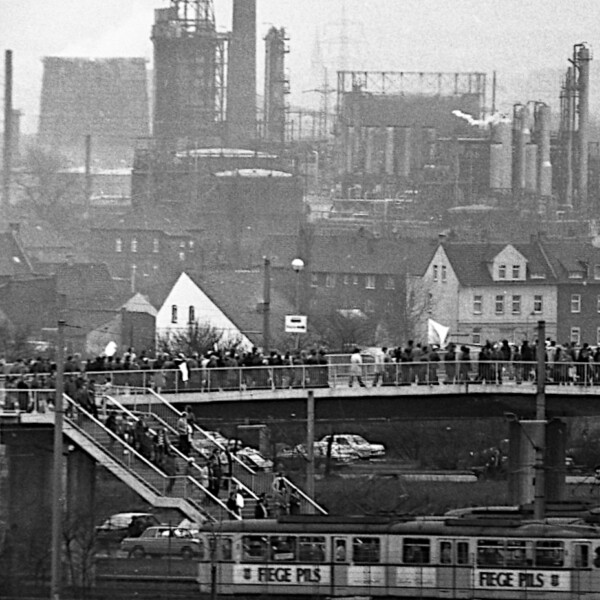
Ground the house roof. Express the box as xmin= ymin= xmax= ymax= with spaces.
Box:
xmin=439 ymin=242 xmax=555 ymax=286
xmin=121 ymin=292 xmax=157 ymax=316
xmin=262 ymin=232 xmax=436 ymax=276
xmin=151 ymin=269 xmax=296 ymax=348
xmin=91 ymin=204 xmax=199 ymax=236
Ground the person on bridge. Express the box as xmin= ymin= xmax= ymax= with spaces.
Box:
xmin=348 ymin=348 xmax=366 ymax=387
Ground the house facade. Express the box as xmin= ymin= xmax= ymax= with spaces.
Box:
xmin=155 ymin=272 xmax=253 ymax=349
xmin=414 ymin=241 xmax=559 ymax=345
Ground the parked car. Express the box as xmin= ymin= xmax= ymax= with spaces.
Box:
xmin=96 ymin=512 xmax=160 ymax=547
xmin=121 ymin=525 xmax=202 ymax=559
xmin=286 ymin=442 xmax=360 ymax=463
xmin=235 ymin=446 xmax=273 ymax=471
xmin=316 ymin=434 xmax=386 ymax=459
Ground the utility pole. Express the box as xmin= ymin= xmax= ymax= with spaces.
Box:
xmin=534 ymin=320 xmax=546 ymax=521
xmin=50 ymin=319 xmax=66 ymax=600
xmin=262 ymin=257 xmax=271 ymax=355
xmin=84 ymin=134 xmax=92 ymax=219
xmin=3 ymin=49 xmax=13 ymax=209
xmin=306 ymin=390 xmax=315 ymax=512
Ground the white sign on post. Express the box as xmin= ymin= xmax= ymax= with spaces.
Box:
xmin=285 ymin=315 xmax=307 ymax=333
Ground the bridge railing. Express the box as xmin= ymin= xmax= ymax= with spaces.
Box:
xmin=4 ymin=360 xmax=600 ymax=402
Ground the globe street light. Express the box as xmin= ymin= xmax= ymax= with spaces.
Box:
xmin=291 ymin=258 xmax=305 ymax=314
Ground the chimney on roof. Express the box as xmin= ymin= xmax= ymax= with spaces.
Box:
xmin=438 ymin=232 xmax=447 ymax=244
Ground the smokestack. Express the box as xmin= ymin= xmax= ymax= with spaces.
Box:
xmin=3 ymin=49 xmax=13 ymax=209
xmin=576 ymin=43 xmax=592 ymax=211
xmin=227 ymin=0 xmax=257 ymax=147
xmin=536 ymin=103 xmax=552 ymax=197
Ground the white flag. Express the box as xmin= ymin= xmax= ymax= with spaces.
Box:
xmin=427 ymin=319 xmax=449 ymax=347
xmin=179 ymin=361 xmax=189 ymax=382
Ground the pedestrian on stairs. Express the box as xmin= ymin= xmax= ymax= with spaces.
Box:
xmin=177 ymin=414 xmax=192 ymax=456
xmin=226 ymin=490 xmax=240 ymax=519
xmin=254 ymin=493 xmax=269 ymax=519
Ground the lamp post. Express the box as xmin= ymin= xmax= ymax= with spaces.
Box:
xmin=291 ymin=258 xmax=305 ymax=314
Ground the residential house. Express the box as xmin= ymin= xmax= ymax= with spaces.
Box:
xmin=152 ymin=270 xmax=297 ymax=352
xmin=89 ymin=204 xmax=203 ymax=293
xmin=413 ymin=241 xmax=559 ymax=345
xmin=542 ymin=242 xmax=600 ymax=345
xmin=264 ymin=230 xmax=435 ymax=345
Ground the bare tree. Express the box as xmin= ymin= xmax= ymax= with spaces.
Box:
xmin=14 ymin=145 xmax=80 ymax=223
xmin=311 ymin=308 xmax=377 ymax=351
xmin=157 ymin=321 xmax=245 ymax=357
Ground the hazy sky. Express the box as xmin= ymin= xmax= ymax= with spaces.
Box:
xmin=1 ymin=0 xmax=599 ymax=132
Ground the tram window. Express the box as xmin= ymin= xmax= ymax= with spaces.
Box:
xmin=457 ymin=541 xmax=470 ymax=565
xmin=242 ymin=536 xmax=268 ymax=561
xmin=574 ymin=544 xmax=589 ymax=568
xmin=270 ymin=536 xmax=297 ymax=562
xmin=506 ymin=540 xmax=529 ymax=567
xmin=353 ymin=537 xmax=381 ymax=564
xmin=477 ymin=540 xmax=505 ymax=567
xmin=221 ymin=537 xmax=233 ymax=561
xmin=298 ymin=536 xmax=325 ymax=562
xmin=535 ymin=541 xmax=564 ymax=567
xmin=593 ymin=547 xmax=600 ymax=568
xmin=440 ymin=541 xmax=452 ymax=564
xmin=334 ymin=540 xmax=347 ymax=562
xmin=403 ymin=538 xmax=430 ymax=564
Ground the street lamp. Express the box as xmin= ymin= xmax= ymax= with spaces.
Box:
xmin=291 ymin=258 xmax=305 ymax=314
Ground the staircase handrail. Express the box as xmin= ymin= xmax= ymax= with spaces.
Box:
xmin=101 ymin=394 xmax=239 ymax=518
xmin=143 ymin=387 xmax=259 ymax=480
xmin=63 ymin=394 xmax=165 ymax=495
xmin=281 ymin=476 xmax=327 ymax=515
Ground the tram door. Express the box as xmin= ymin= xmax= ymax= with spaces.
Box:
xmin=331 ymin=536 xmax=349 ymax=596
xmin=572 ymin=542 xmax=593 ymax=596
xmin=437 ymin=539 xmax=470 ymax=599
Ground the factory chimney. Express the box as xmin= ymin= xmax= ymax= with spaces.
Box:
xmin=575 ymin=43 xmax=592 ymax=212
xmin=227 ymin=0 xmax=257 ymax=147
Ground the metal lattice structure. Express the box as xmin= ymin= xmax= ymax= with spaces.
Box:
xmin=152 ymin=0 xmax=227 ymax=146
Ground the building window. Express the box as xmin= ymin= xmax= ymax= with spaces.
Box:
xmin=571 ymin=327 xmax=581 ymax=345
xmin=498 ymin=264 xmax=506 ymax=279
xmin=365 ymin=275 xmax=375 ymax=289
xmin=131 ymin=237 xmax=138 ymax=253
xmin=597 ymin=327 xmax=600 ymax=346
xmin=365 ymin=299 xmax=375 ymax=313
xmin=433 ymin=265 xmax=438 ymax=282
xmin=512 ymin=295 xmax=521 ymax=314
xmin=115 ymin=238 xmax=122 ymax=253
xmin=569 ymin=271 xmax=583 ymax=279
xmin=325 ymin=273 xmax=336 ymax=288
xmin=179 ymin=252 xmax=185 ymax=261
xmin=473 ymin=295 xmax=482 ymax=314
xmin=384 ymin=276 xmax=395 ymax=290
xmin=512 ymin=265 xmax=521 ymax=279
xmin=310 ymin=273 xmax=318 ymax=287
xmin=353 ymin=275 xmax=359 ymax=286
xmin=428 ymin=293 xmax=433 ymax=314
xmin=153 ymin=238 xmax=160 ymax=253
xmin=189 ymin=240 xmax=195 ymax=250
xmin=441 ymin=265 xmax=447 ymax=282
xmin=472 ymin=327 xmax=481 ymax=345
xmin=571 ymin=294 xmax=581 ymax=313
xmin=533 ymin=295 xmax=543 ymax=314
xmin=179 ymin=241 xmax=186 ymax=249
xmin=343 ymin=274 xmax=350 ymax=285
xmin=495 ymin=294 xmax=504 ymax=314
xmin=597 ymin=295 xmax=600 ymax=313
xmin=595 ymin=265 xmax=600 ymax=280
xmin=188 ymin=306 xmax=195 ymax=324
xmin=171 ymin=305 xmax=178 ymax=324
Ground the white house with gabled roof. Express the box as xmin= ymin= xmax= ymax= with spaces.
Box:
xmin=155 ymin=272 xmax=252 ymax=349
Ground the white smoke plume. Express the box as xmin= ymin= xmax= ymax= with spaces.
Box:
xmin=452 ymin=110 xmax=510 ymax=128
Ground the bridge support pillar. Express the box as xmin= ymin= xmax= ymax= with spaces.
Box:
xmin=66 ymin=446 xmax=96 ymax=536
xmin=1 ymin=425 xmax=54 ymax=583
xmin=508 ymin=418 xmax=566 ymax=506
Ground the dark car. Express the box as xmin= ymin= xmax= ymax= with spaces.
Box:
xmin=96 ymin=512 xmax=160 ymax=549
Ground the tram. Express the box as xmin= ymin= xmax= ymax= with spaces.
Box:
xmin=196 ymin=512 xmax=600 ymax=599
